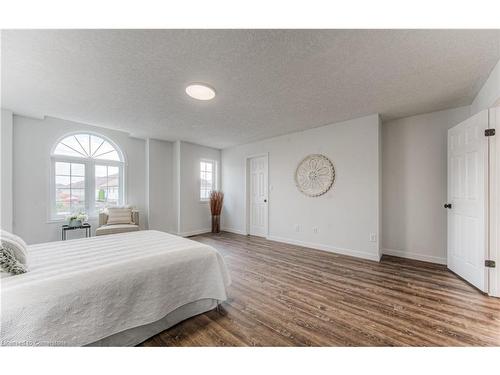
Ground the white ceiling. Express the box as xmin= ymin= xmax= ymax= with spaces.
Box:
xmin=2 ymin=29 xmax=500 ymax=149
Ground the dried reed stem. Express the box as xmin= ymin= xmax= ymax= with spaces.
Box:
xmin=209 ymin=190 xmax=224 ymax=216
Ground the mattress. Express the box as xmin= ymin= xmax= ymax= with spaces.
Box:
xmin=1 ymin=230 xmax=230 ymax=346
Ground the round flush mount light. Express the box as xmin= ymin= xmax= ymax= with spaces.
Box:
xmin=185 ymin=83 xmax=216 ymax=101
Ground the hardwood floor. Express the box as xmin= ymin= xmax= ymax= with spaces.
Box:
xmin=141 ymin=232 xmax=500 ymax=346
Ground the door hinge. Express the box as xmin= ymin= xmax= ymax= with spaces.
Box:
xmin=485 ymin=260 xmax=496 ymax=268
xmin=485 ymin=129 xmax=495 ymax=137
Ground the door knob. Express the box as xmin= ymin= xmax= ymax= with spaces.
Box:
xmin=264 ymin=199 xmax=267 ymax=203
xmin=444 ymin=203 xmax=452 ymax=209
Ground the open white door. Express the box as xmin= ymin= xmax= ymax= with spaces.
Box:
xmin=248 ymin=155 xmax=268 ymax=237
xmin=447 ymin=110 xmax=489 ymax=292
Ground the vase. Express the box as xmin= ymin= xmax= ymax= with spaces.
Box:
xmin=211 ymin=215 xmax=220 ymax=233
xmin=69 ymin=219 xmax=82 ymax=228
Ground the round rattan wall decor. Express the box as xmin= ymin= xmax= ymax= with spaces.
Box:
xmin=294 ymin=154 xmax=335 ymax=197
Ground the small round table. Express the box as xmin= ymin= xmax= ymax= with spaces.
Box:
xmin=61 ymin=223 xmax=92 ymax=240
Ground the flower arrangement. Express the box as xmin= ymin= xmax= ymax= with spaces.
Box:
xmin=209 ymin=191 xmax=224 ymax=233
xmin=66 ymin=212 xmax=88 ymax=227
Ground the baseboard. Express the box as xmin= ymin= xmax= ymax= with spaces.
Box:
xmin=221 ymin=227 xmax=247 ymax=235
xmin=381 ymin=248 xmax=447 ymax=265
xmin=177 ymin=228 xmax=211 ymax=237
xmin=267 ymin=235 xmax=380 ymax=262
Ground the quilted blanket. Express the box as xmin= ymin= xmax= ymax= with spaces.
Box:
xmin=0 ymin=230 xmax=230 ymax=346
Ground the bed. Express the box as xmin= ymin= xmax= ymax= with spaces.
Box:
xmin=0 ymin=230 xmax=230 ymax=346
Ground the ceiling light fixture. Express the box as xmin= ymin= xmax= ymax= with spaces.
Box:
xmin=185 ymin=83 xmax=216 ymax=101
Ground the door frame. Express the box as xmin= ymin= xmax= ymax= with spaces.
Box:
xmin=244 ymin=152 xmax=269 ymax=237
xmin=489 ymin=106 xmax=499 ymax=297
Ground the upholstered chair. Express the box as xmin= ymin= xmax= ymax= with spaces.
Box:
xmin=96 ymin=209 xmax=140 ymax=236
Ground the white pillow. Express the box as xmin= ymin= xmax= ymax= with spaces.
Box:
xmin=106 ymin=207 xmax=132 ymax=225
xmin=1 ymin=229 xmax=28 ymax=266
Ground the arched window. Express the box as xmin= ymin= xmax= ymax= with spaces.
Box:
xmin=50 ymin=132 xmax=125 ymax=219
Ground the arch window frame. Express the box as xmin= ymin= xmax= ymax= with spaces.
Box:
xmin=49 ymin=131 xmax=126 ymax=221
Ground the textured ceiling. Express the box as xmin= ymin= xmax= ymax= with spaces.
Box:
xmin=2 ymin=29 xmax=500 ymax=149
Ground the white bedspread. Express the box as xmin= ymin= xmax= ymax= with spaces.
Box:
xmin=0 ymin=230 xmax=230 ymax=346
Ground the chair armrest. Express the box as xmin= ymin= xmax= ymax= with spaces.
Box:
xmin=99 ymin=212 xmax=108 ymax=226
xmin=131 ymin=210 xmax=139 ymax=226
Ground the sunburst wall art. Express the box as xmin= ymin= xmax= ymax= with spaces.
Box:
xmin=294 ymin=154 xmax=335 ymax=197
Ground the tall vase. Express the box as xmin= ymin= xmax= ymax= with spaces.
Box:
xmin=211 ymin=215 xmax=220 ymax=233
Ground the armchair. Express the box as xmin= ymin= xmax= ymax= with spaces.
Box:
xmin=95 ymin=209 xmax=140 ymax=236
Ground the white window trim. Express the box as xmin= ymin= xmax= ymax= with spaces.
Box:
xmin=48 ymin=132 xmax=126 ymax=222
xmin=199 ymin=159 xmax=217 ymax=203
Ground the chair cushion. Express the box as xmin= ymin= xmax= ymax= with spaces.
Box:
xmin=95 ymin=224 xmax=140 ymax=236
xmin=106 ymin=207 xmax=132 ymax=225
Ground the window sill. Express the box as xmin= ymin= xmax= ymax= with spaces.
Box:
xmin=47 ymin=218 xmax=67 ymax=224
xmin=47 ymin=216 xmax=98 ymax=224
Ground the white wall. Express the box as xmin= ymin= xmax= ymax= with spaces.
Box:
xmin=471 ymin=58 xmax=500 ymax=115
xmin=222 ymin=114 xmax=381 ymax=261
xmin=7 ymin=114 xmax=218 ymax=244
xmin=1 ymin=109 xmax=14 ymax=231
xmin=178 ymin=141 xmax=221 ymax=236
xmin=6 ymin=59 xmax=497 ymax=253
xmin=173 ymin=140 xmax=181 ymax=233
xmin=381 ymin=106 xmax=470 ymax=264
xmin=12 ymin=115 xmax=148 ymax=244
xmin=146 ymin=138 xmax=176 ymax=233
xmin=381 ymin=58 xmax=499 ymax=264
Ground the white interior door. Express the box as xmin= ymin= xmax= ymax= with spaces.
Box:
xmin=249 ymin=155 xmax=268 ymax=237
xmin=447 ymin=110 xmax=489 ymax=292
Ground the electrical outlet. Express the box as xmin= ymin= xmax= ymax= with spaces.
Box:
xmin=313 ymin=227 xmax=319 ymax=234
xmin=369 ymin=233 xmax=377 ymax=242
xmin=294 ymin=224 xmax=300 ymax=232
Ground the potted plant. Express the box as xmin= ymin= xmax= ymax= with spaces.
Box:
xmin=66 ymin=212 xmax=88 ymax=228
xmin=209 ymin=191 xmax=224 ymax=233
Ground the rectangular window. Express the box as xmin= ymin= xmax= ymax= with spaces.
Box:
xmin=95 ymin=165 xmax=121 ymax=211
xmin=54 ymin=161 xmax=86 ymax=216
xmin=200 ymin=160 xmax=216 ymax=201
